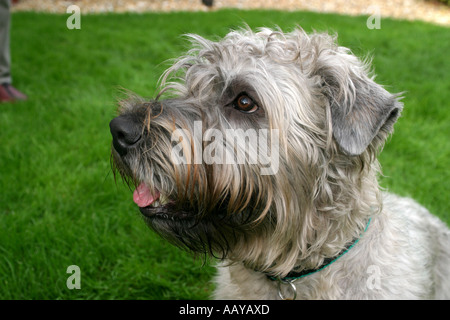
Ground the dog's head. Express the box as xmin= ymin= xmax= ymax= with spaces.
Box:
xmin=110 ymin=27 xmax=402 ymax=275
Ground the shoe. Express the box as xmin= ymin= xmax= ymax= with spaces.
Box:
xmin=0 ymin=84 xmax=13 ymax=102
xmin=0 ymin=83 xmax=27 ymax=102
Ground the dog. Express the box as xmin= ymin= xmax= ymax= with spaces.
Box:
xmin=109 ymin=27 xmax=450 ymax=299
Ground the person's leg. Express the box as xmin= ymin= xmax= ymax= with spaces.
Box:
xmin=0 ymin=0 xmax=12 ymax=85
xmin=0 ymin=0 xmax=27 ymax=102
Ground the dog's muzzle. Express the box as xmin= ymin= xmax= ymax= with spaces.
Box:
xmin=109 ymin=115 xmax=142 ymax=156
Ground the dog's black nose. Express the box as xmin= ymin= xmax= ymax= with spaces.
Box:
xmin=109 ymin=115 xmax=142 ymax=156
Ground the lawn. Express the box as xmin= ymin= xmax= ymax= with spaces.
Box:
xmin=0 ymin=9 xmax=448 ymax=300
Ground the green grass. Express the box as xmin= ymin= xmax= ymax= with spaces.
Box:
xmin=0 ymin=10 xmax=448 ymax=299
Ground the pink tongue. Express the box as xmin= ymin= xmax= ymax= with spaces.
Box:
xmin=133 ymin=183 xmax=160 ymax=208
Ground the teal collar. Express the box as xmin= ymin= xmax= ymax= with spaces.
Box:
xmin=266 ymin=217 xmax=372 ymax=282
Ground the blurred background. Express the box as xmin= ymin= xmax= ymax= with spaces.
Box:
xmin=1 ymin=0 xmax=449 ymax=299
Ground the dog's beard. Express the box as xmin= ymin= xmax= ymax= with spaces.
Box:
xmin=132 ymin=179 xmax=267 ymax=259
xmin=111 ymin=143 xmax=267 ymax=259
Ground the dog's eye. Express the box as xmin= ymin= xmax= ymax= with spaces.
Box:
xmin=233 ymin=93 xmax=259 ymax=114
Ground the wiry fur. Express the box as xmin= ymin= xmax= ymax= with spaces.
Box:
xmin=110 ymin=27 xmax=450 ymax=299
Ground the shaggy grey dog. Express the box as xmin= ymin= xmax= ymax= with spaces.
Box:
xmin=109 ymin=27 xmax=450 ymax=299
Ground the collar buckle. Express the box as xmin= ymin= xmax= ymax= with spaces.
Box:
xmin=276 ymin=277 xmax=297 ymax=300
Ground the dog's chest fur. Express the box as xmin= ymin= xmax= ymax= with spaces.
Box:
xmin=214 ymin=193 xmax=450 ymax=299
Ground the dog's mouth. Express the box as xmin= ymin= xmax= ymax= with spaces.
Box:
xmin=133 ymin=183 xmax=191 ymax=220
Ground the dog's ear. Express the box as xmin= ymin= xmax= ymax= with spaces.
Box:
xmin=314 ymin=42 xmax=403 ymax=156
